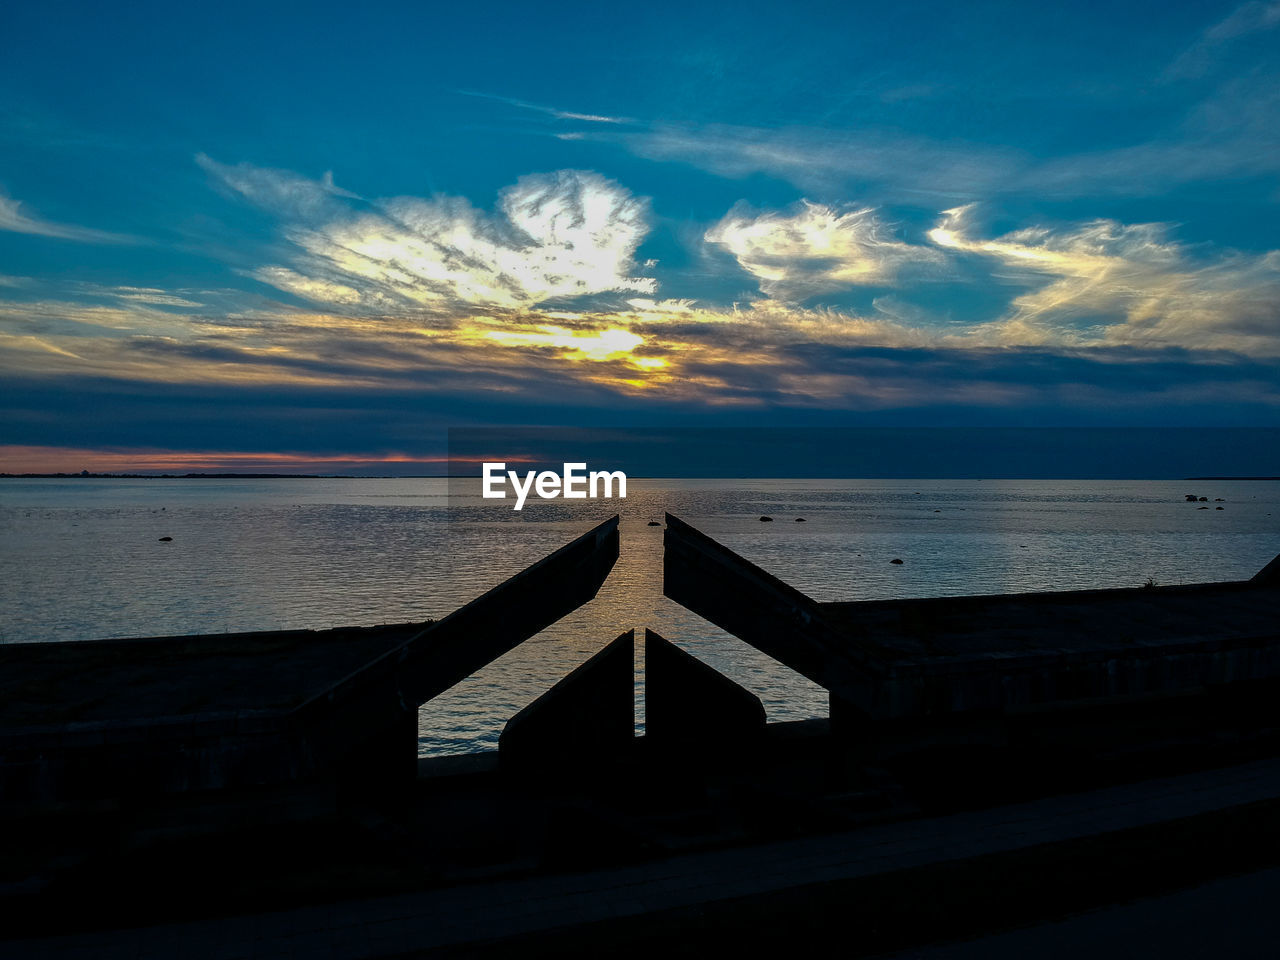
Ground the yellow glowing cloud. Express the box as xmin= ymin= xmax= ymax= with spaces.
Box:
xmin=483 ymin=324 xmax=663 ymax=366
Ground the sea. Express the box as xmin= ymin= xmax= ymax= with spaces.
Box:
xmin=2 ymin=477 xmax=1278 ymax=756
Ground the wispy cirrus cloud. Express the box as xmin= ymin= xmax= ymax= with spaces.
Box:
xmin=1165 ymin=1 xmax=1280 ymax=79
xmin=199 ymin=156 xmax=657 ymax=311
xmin=553 ymin=48 xmax=1280 ymax=202
xmin=0 ymin=192 xmax=136 ymax=244
xmin=599 ymin=122 xmax=1021 ymax=200
xmin=590 ymin=113 xmax=1280 ymax=200
xmin=196 ymin=154 xmax=360 ymax=218
xmin=705 ymin=201 xmax=943 ymax=300
xmin=458 ymin=91 xmax=633 ymax=124
xmin=111 ymin=288 xmax=204 ymax=307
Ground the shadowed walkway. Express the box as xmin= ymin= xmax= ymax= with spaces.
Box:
xmin=8 ymin=755 xmax=1280 ymax=960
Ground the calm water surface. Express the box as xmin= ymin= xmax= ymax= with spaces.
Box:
xmin=2 ymin=477 xmax=1278 ymax=755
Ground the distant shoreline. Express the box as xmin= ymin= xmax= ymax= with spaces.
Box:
xmin=0 ymin=472 xmax=443 ymax=480
xmin=2 ymin=473 xmax=1278 ymax=481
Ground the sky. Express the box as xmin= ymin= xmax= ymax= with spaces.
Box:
xmin=1 ymin=0 xmax=1279 ymax=474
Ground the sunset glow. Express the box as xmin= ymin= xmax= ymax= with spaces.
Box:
xmin=2 ymin=2 xmax=1277 ymax=470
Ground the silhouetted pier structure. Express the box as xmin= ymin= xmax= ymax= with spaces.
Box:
xmin=664 ymin=513 xmax=1280 ymax=747
xmin=3 ymin=514 xmax=1280 ymax=954
xmin=1 ymin=516 xmax=619 ymax=817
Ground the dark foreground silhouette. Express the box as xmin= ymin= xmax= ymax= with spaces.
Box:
xmin=3 ymin=516 xmax=1280 ymax=956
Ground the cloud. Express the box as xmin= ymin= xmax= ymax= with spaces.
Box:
xmin=196 ymin=154 xmax=359 ymax=219
xmin=613 ymin=122 xmax=1020 ymax=199
xmin=200 ymin=158 xmax=657 ymax=311
xmin=458 ymin=91 xmax=633 ymax=124
xmin=0 ymin=192 xmax=135 ymax=244
xmin=564 ymin=70 xmax=1279 ymax=200
xmin=652 ymin=117 xmax=1280 ymax=200
xmin=110 ymin=287 xmax=204 ymax=308
xmin=3 ymin=271 xmax=1279 ymax=427
xmin=1024 ymin=70 xmax=1280 ymax=196
xmin=705 ymin=201 xmax=943 ymax=300
xmin=4 ymin=164 xmax=1278 ymax=425
xmin=251 ymin=267 xmax=364 ymax=306
xmin=698 ymin=198 xmax=1280 ymax=355
xmin=1166 ymin=1 xmax=1280 ymax=79
xmin=929 ymin=205 xmax=1280 ymax=353
xmin=5 ymin=196 xmax=1277 ymax=409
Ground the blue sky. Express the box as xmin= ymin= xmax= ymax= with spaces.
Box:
xmin=1 ymin=0 xmax=1278 ymax=472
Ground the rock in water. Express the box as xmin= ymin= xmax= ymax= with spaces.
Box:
xmin=158 ymin=536 xmax=173 ymax=542
xmin=890 ymin=558 xmax=904 ymax=565
xmin=759 ymin=516 xmax=774 ymax=522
